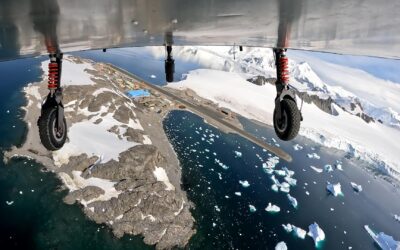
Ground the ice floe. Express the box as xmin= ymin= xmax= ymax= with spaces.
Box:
xmin=292 ymin=225 xmax=307 ymax=239
xmin=282 ymin=224 xmax=293 ymax=233
xmin=310 ymin=165 xmax=323 ymax=173
xmin=324 ymin=164 xmax=334 ymax=172
xmin=271 ymin=184 xmax=279 ymax=192
xmin=364 ymin=225 xmax=400 ymax=250
xmin=263 ymin=168 xmax=274 ymax=174
xmin=265 ymin=203 xmax=280 ymax=213
xmin=6 ymin=201 xmax=14 ymax=205
xmin=394 ymin=214 xmax=400 ymax=223
xmin=239 ymin=180 xmax=250 ymax=188
xmin=327 ymin=182 xmax=343 ymax=196
xmin=287 ymin=194 xmax=298 ymax=208
xmin=282 ymin=167 xmax=295 ymax=177
xmin=280 ymin=182 xmax=291 ymax=193
xmin=234 ymin=151 xmax=242 ymax=157
xmin=284 ymin=176 xmax=297 ymax=186
xmin=307 ymin=153 xmax=321 ymax=159
xmin=293 ymin=144 xmax=304 ymax=151
xmin=249 ymin=204 xmax=257 ymax=212
xmin=282 ymin=223 xmax=306 ymax=239
xmin=271 ymin=175 xmax=280 ymax=185
xmin=275 ymin=170 xmax=286 ymax=176
xmin=308 ymin=222 xmax=325 ymax=247
xmin=336 ymin=163 xmax=343 ymax=171
xmin=350 ymin=182 xmax=363 ymax=192
xmin=215 ymin=159 xmax=229 ymax=170
xmin=275 ymin=241 xmax=287 ymax=250
xmin=263 ymin=156 xmax=279 ymax=169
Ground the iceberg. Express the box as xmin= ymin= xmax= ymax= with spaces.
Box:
xmin=364 ymin=225 xmax=400 ymax=250
xmin=271 ymin=184 xmax=279 ymax=192
xmin=287 ymin=194 xmax=298 ymax=208
xmin=249 ymin=204 xmax=257 ymax=213
xmin=327 ymin=182 xmax=343 ymax=196
xmin=308 ymin=222 xmax=326 ymax=247
xmin=239 ymin=180 xmax=250 ymax=188
xmin=265 ymin=203 xmax=280 ymax=213
xmin=336 ymin=163 xmax=343 ymax=171
xmin=324 ymin=164 xmax=334 ymax=173
xmin=235 ymin=192 xmax=242 ymax=196
xmin=350 ymin=182 xmax=363 ymax=192
xmin=275 ymin=241 xmax=288 ymax=250
xmin=310 ymin=165 xmax=323 ymax=173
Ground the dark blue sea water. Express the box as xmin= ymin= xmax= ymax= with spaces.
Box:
xmin=0 ymin=48 xmax=399 ymax=250
xmin=163 ymin=110 xmax=400 ymax=250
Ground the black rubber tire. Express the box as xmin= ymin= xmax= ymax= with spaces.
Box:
xmin=38 ymin=106 xmax=67 ymax=151
xmin=273 ymin=98 xmax=301 ymax=141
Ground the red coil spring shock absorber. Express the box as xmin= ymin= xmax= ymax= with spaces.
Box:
xmin=278 ymin=54 xmax=289 ymax=85
xmin=48 ymin=61 xmax=59 ymax=90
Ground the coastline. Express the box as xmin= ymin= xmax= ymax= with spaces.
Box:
xmin=3 ymin=55 xmax=195 ymax=249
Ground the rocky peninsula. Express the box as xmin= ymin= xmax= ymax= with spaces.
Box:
xmin=4 ymin=55 xmax=195 ymax=249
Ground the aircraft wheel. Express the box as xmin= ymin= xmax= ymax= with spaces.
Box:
xmin=38 ymin=106 xmax=67 ymax=150
xmin=273 ymin=98 xmax=301 ymax=141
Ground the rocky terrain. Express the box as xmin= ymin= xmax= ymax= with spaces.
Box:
xmin=4 ymin=55 xmax=195 ymax=249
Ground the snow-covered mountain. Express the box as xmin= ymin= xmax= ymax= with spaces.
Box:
xmin=148 ymin=46 xmax=400 ymax=181
xmin=167 ymin=46 xmax=400 ymax=129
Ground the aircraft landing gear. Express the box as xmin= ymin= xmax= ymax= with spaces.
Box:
xmin=165 ymin=45 xmax=175 ymax=83
xmin=272 ymin=48 xmax=302 ymax=141
xmin=38 ymin=53 xmax=67 ymax=150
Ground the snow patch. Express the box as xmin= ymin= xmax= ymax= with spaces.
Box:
xmin=153 ymin=167 xmax=175 ymax=191
xmin=58 ymin=171 xmax=121 ymax=206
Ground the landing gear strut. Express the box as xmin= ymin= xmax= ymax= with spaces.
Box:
xmin=38 ymin=53 xmax=67 ymax=150
xmin=272 ymin=48 xmax=301 ymax=141
xmin=165 ymin=45 xmax=175 ymax=83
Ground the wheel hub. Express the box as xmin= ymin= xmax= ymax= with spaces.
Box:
xmin=276 ymin=111 xmax=288 ymax=133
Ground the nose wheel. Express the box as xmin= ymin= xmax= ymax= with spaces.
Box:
xmin=38 ymin=53 xmax=67 ymax=150
xmin=272 ymin=48 xmax=302 ymax=141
